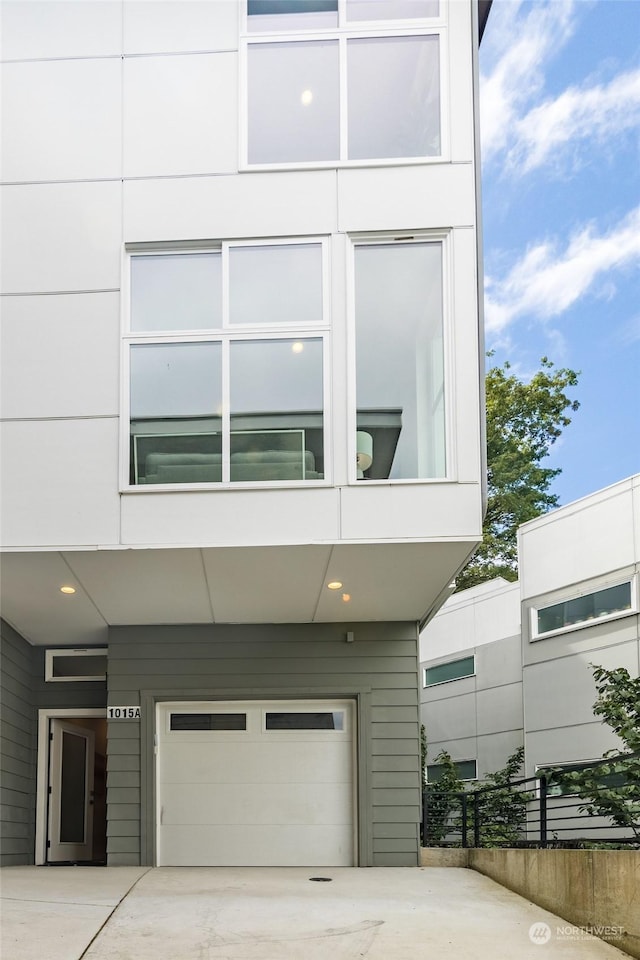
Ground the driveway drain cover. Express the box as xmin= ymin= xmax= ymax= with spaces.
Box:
xmin=309 ymin=877 xmax=333 ymax=882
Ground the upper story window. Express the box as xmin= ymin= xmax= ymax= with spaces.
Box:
xmin=424 ymin=655 xmax=474 ymax=687
xmin=125 ymin=240 xmax=329 ymax=488
xmin=244 ymin=0 xmax=443 ymax=166
xmin=531 ymin=579 xmax=636 ymax=640
xmin=247 ymin=0 xmax=439 ymax=32
xmin=354 ymin=237 xmax=446 ymax=480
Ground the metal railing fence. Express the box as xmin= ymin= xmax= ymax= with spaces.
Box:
xmin=422 ymin=759 xmax=640 ymax=849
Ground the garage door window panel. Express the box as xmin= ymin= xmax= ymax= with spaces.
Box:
xmin=170 ymin=713 xmax=247 ymax=731
xmin=265 ymin=711 xmax=346 ymax=730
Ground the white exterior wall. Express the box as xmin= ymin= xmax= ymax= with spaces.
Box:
xmin=1 ymin=0 xmax=483 ymax=556
xmin=519 ymin=475 xmax=640 ymax=778
xmin=420 ymin=476 xmax=640 ymax=783
xmin=420 ymin=579 xmax=523 ymax=779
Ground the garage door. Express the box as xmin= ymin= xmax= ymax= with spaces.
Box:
xmin=156 ymin=700 xmax=355 ymax=866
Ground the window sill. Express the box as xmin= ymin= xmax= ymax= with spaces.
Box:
xmin=239 ymin=155 xmax=449 ymax=173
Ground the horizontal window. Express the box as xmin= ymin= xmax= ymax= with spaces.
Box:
xmin=265 ymin=711 xmax=345 ymax=730
xmin=534 ymin=581 xmax=634 ymax=638
xmin=246 ymin=32 xmax=441 ymax=165
xmin=126 ymin=242 xmax=327 ymax=487
xmin=424 ymin=655 xmax=474 ymax=687
xmin=45 ymin=649 xmax=107 ymax=682
xmin=536 ymin=759 xmax=634 ymax=798
xmin=170 ymin=713 xmax=247 ymax=731
xmin=427 ymin=759 xmax=476 ymax=782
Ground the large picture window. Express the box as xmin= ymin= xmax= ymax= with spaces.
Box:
xmin=126 ymin=241 xmax=328 ymax=487
xmin=245 ymin=2 xmax=442 ymax=165
xmin=354 ymin=239 xmax=445 ymax=480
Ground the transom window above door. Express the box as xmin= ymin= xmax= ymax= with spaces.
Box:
xmin=124 ymin=240 xmax=329 ymax=488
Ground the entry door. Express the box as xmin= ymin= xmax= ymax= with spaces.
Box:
xmin=47 ymin=720 xmax=95 ymax=862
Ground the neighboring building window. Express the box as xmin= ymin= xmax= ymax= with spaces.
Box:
xmin=424 ymin=655 xmax=474 ymax=687
xmin=354 ymin=239 xmax=445 ymax=480
xmin=427 ymin=759 xmax=476 ymax=782
xmin=45 ymin=649 xmax=107 ymax=682
xmin=245 ymin=2 xmax=442 ymax=165
xmin=533 ymin=580 xmax=634 ymax=639
xmin=126 ymin=241 xmax=328 ymax=487
xmin=536 ymin=760 xmax=631 ymax=798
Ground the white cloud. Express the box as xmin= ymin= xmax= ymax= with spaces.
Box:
xmin=506 ymin=69 xmax=640 ymax=174
xmin=485 ymin=206 xmax=640 ymax=332
xmin=480 ymin=0 xmax=577 ymax=162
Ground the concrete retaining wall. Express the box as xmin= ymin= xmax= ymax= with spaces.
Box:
xmin=469 ymin=849 xmax=640 ymax=958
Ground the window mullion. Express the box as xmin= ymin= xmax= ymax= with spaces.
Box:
xmin=339 ymin=35 xmax=348 ymax=161
xmin=221 ymin=338 xmax=231 ymax=484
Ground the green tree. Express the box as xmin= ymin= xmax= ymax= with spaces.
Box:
xmin=423 ymin=750 xmax=464 ymax=845
xmin=471 ymin=746 xmax=532 ymax=847
xmin=423 ymin=747 xmax=531 ymax=847
xmin=545 ymin=665 xmax=640 ymax=840
xmin=456 ymin=356 xmax=579 ymax=591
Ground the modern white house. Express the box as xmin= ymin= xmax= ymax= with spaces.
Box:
xmin=420 ymin=475 xmax=640 ymax=794
xmin=0 ymin=0 xmax=490 ymax=868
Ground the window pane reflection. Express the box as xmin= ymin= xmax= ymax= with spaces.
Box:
xmin=130 ymin=342 xmax=222 ymax=484
xmin=230 ymin=244 xmax=323 ymax=325
xmin=130 ymin=254 xmax=221 ymax=331
xmin=248 ymin=0 xmax=338 ymax=31
xmin=348 ymin=35 xmax=440 ymax=159
xmin=355 ymin=243 xmax=444 ymax=480
xmin=248 ymin=41 xmax=340 ymax=163
xmin=230 ymin=339 xmax=324 ymax=480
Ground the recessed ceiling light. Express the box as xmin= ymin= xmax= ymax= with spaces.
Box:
xmin=342 ymin=593 xmax=351 ymax=602
xmin=292 ymin=341 xmax=304 ymax=354
xmin=60 ymin=585 xmax=76 ymax=595
xmin=327 ymin=581 xmax=343 ymax=590
xmin=301 ymin=89 xmax=313 ymax=106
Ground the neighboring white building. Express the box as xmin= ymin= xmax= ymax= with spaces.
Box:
xmin=0 ymin=1 xmax=489 ymax=868
xmin=420 ymin=474 xmax=640 ymax=788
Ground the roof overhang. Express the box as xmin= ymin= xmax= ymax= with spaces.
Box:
xmin=1 ymin=540 xmax=480 ymax=646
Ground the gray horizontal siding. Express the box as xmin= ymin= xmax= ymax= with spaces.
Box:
xmin=0 ymin=620 xmax=36 ymax=866
xmin=108 ymin=621 xmax=421 ymax=867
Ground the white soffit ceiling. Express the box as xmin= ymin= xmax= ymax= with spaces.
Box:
xmin=1 ymin=540 xmax=476 ymax=645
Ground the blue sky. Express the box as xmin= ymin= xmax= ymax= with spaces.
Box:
xmin=479 ymin=0 xmax=640 ymax=507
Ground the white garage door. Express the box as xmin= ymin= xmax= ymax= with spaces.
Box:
xmin=156 ymin=700 xmax=355 ymax=867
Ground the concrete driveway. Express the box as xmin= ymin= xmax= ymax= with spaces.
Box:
xmin=0 ymin=865 xmax=629 ymax=960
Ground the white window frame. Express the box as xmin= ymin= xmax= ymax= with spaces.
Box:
xmin=240 ymin=3 xmax=449 ymax=170
xmin=347 ymin=230 xmax=453 ymax=484
xmin=45 ymin=648 xmax=107 ymax=683
xmin=423 ymin=654 xmax=475 ymax=688
xmin=121 ymin=238 xmax=332 ymax=491
xmin=426 ymin=758 xmax=477 ymax=782
xmin=243 ymin=0 xmax=445 ymax=34
xmin=530 ymin=576 xmax=637 ymax=642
